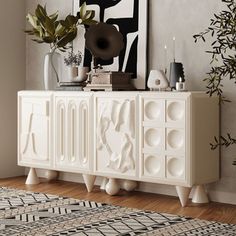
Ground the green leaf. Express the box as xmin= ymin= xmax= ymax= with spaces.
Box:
xmin=35 ymin=4 xmax=47 ymax=22
xmin=44 ymin=16 xmax=55 ymax=35
xmin=80 ymin=2 xmax=87 ymax=19
xmin=49 ymin=11 xmax=58 ymax=22
xmin=26 ymin=13 xmax=38 ymax=28
xmin=42 ymin=36 xmax=55 ymax=43
xmin=57 ymin=30 xmax=77 ymax=48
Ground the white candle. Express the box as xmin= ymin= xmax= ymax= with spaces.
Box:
xmin=164 ymin=45 xmax=167 ymax=74
xmin=173 ymin=37 xmax=176 ymax=62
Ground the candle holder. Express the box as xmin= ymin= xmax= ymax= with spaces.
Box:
xmin=169 ymin=62 xmax=185 ymax=89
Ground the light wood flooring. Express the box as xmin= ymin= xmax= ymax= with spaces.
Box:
xmin=0 ymin=176 xmax=236 ymax=224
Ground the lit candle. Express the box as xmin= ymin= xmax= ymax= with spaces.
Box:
xmin=164 ymin=45 xmax=167 ymax=75
xmin=173 ymin=37 xmax=176 ymax=62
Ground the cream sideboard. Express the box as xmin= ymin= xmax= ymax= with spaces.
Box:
xmin=18 ymin=91 xmax=219 ymax=206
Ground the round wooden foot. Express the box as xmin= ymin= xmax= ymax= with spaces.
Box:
xmin=105 ymin=178 xmax=120 ymax=195
xmin=120 ymin=180 xmax=138 ymax=192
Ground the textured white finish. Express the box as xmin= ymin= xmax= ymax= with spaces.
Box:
xmin=26 ymin=168 xmax=40 ymax=185
xmin=54 ymin=93 xmax=93 ymax=173
xmin=18 ymin=91 xmax=219 ymax=206
xmin=192 ymin=185 xmax=209 ymax=204
xmin=176 ymin=186 xmax=191 ymax=207
xmin=95 ymin=95 xmax=136 ymax=177
xmin=18 ymin=92 xmax=53 ymax=169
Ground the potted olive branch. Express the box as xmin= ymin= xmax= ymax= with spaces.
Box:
xmin=25 ymin=2 xmax=96 ymax=89
xmin=193 ymin=0 xmax=236 ymax=165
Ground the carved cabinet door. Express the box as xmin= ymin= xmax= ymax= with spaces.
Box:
xmin=94 ymin=94 xmax=137 ymax=178
xmin=54 ymin=94 xmax=92 ymax=172
xmin=18 ymin=93 xmax=52 ymax=168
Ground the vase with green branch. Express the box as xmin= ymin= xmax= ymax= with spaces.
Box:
xmin=25 ymin=3 xmax=96 ymax=90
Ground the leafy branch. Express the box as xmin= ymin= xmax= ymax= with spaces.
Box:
xmin=210 ymin=134 xmax=236 ymax=165
xmin=194 ymin=0 xmax=236 ymax=161
xmin=193 ymin=0 xmax=236 ymax=99
xmin=25 ymin=3 xmax=96 ymax=51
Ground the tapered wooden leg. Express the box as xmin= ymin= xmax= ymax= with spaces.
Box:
xmin=176 ymin=186 xmax=191 ymax=207
xmin=192 ymin=185 xmax=209 ymax=204
xmin=82 ymin=174 xmax=96 ymax=192
xmin=45 ymin=170 xmax=59 ymax=181
xmin=100 ymin=177 xmax=108 ymax=190
xmin=105 ymin=178 xmax=120 ymax=195
xmin=26 ymin=168 xmax=40 ymax=185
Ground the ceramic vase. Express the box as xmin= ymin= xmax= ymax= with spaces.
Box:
xmin=44 ymin=50 xmax=62 ymax=90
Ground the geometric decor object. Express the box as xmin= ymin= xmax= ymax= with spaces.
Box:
xmin=0 ymin=187 xmax=235 ymax=236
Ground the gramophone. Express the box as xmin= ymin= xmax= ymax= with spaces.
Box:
xmin=83 ymin=23 xmax=134 ymax=91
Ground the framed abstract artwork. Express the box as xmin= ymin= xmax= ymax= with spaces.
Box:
xmin=73 ymin=0 xmax=148 ymax=90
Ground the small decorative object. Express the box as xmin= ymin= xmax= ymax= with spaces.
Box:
xmin=169 ymin=36 xmax=185 ymax=90
xmin=147 ymin=70 xmax=169 ymax=91
xmin=25 ymin=3 xmax=96 ymax=90
xmin=176 ymin=77 xmax=186 ymax=91
xmin=169 ymin=62 xmax=185 ymax=90
xmin=64 ymin=50 xmax=85 ymax=82
xmin=85 ymin=22 xmax=124 ymax=64
xmin=73 ymin=0 xmax=148 ymax=89
xmin=83 ymin=22 xmax=134 ymax=91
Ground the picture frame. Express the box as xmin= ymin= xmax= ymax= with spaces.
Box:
xmin=73 ymin=0 xmax=148 ymax=90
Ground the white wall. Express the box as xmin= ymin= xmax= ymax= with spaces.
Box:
xmin=26 ymin=0 xmax=236 ymax=204
xmin=0 ymin=0 xmax=26 ymax=177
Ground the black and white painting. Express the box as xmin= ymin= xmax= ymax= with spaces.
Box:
xmin=73 ymin=0 xmax=148 ymax=90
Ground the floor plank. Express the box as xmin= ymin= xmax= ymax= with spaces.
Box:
xmin=0 ymin=176 xmax=236 ymax=224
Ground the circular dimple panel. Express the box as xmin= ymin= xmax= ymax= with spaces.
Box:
xmin=145 ymin=156 xmax=161 ymax=175
xmin=167 ymin=158 xmax=184 ymax=177
xmin=145 ymin=101 xmax=161 ymax=120
xmin=167 ymin=102 xmax=184 ymax=121
xmin=145 ymin=129 xmax=161 ymax=147
xmin=167 ymin=130 xmax=184 ymax=149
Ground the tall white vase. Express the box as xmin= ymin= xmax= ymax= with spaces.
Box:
xmin=44 ymin=50 xmax=62 ymax=90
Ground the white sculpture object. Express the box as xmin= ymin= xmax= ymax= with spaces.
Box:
xmin=147 ymin=70 xmax=169 ymax=91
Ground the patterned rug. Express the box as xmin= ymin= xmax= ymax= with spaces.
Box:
xmin=0 ymin=187 xmax=235 ymax=236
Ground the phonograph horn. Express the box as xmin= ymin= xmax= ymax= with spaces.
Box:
xmin=84 ymin=22 xmax=124 ymax=61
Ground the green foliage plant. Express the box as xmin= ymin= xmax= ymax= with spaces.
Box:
xmin=25 ymin=2 xmax=96 ymax=52
xmin=193 ymin=0 xmax=236 ymax=164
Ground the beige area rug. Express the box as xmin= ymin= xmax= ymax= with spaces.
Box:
xmin=0 ymin=187 xmax=235 ymax=235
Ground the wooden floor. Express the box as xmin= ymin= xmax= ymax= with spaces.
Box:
xmin=0 ymin=176 xmax=236 ymax=224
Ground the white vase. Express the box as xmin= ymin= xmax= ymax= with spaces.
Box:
xmin=44 ymin=50 xmax=62 ymax=90
xmin=147 ymin=70 xmax=169 ymax=91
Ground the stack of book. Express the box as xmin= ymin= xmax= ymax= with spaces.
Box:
xmin=56 ymin=81 xmax=86 ymax=91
